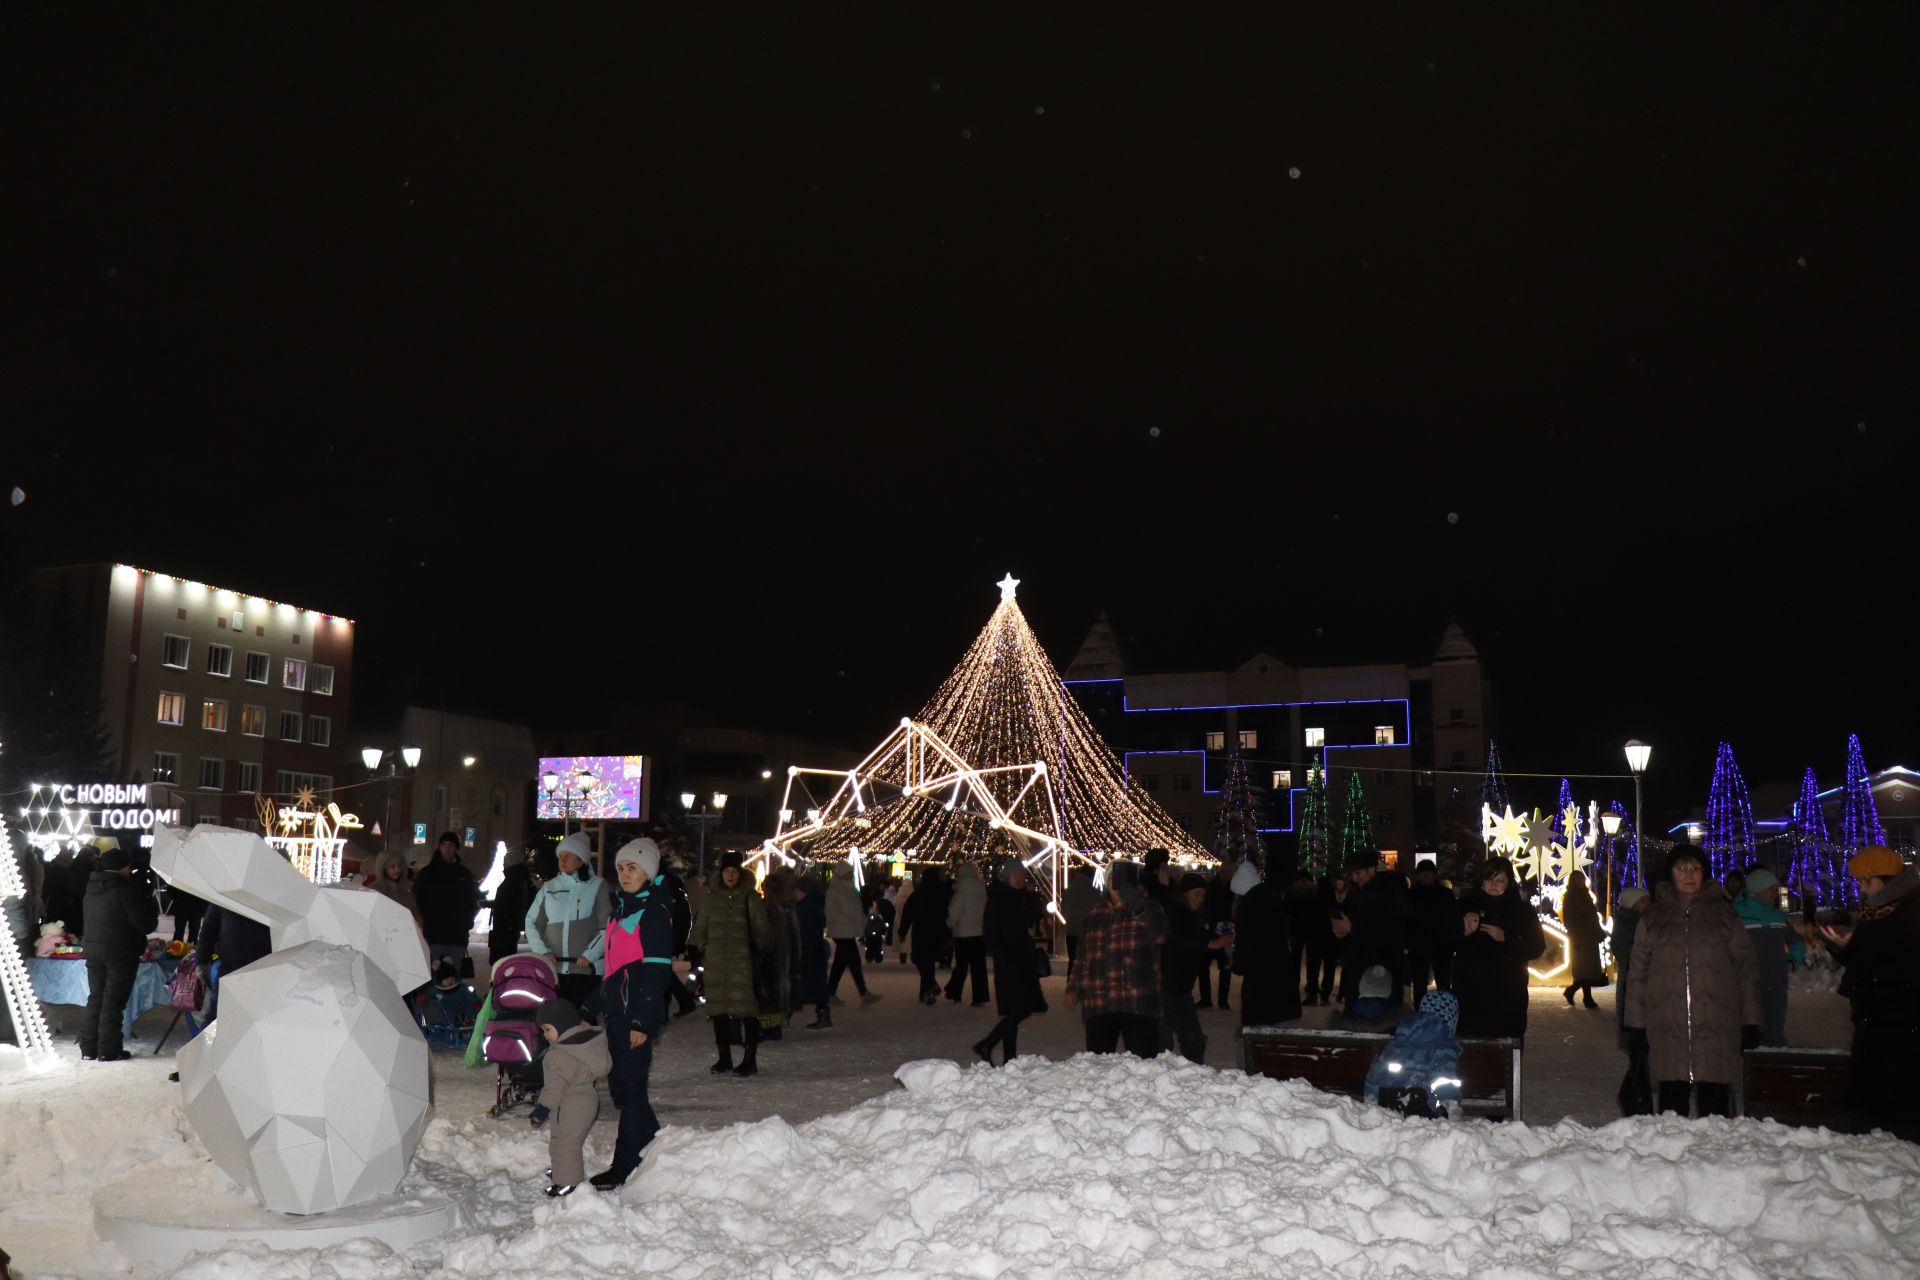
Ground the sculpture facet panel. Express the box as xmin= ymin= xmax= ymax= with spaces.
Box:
xmin=274 ymin=885 xmax=432 ymax=995
xmin=152 ymin=823 xmax=315 ymax=928
xmin=178 ymin=943 xmax=430 ymax=1214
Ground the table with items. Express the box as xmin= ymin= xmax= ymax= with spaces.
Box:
xmin=25 ymin=954 xmax=180 ymax=1042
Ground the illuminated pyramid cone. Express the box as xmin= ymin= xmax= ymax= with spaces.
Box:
xmin=757 ymin=575 xmax=1209 ymax=910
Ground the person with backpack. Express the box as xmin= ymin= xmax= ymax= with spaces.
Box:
xmin=525 ymin=833 xmax=612 ymax=1004
xmin=1364 ymin=991 xmax=1465 ymax=1117
xmin=412 ymin=832 xmax=481 ymax=976
xmin=79 ymin=845 xmax=159 ymax=1061
xmin=582 ymin=838 xmax=674 ymax=1191
xmin=528 ymin=1001 xmax=611 ymax=1198
xmin=688 ymin=851 xmax=770 ymax=1075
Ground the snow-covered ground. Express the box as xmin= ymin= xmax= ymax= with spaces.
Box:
xmin=3 ymin=960 xmax=1904 ymax=1279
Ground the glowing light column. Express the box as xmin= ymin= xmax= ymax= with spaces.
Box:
xmin=0 ymin=782 xmax=58 ymax=1066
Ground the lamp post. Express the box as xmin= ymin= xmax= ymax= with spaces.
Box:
xmin=1600 ymin=809 xmax=1623 ymax=914
xmin=682 ymin=791 xmax=728 ymax=877
xmin=541 ymin=767 xmax=598 ymax=838
xmin=361 ymin=746 xmax=422 ymax=854
xmin=1625 ymin=740 xmax=1651 ymax=890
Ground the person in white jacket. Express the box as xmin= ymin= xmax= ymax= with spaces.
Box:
xmin=944 ymin=862 xmax=990 ymax=1006
xmin=524 ymin=832 xmax=613 ymax=1002
xmin=824 ymin=871 xmax=880 ymax=1006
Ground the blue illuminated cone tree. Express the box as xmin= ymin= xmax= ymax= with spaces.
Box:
xmin=1703 ymin=741 xmax=1757 ymax=882
xmin=1480 ymin=741 xmax=1511 ymax=814
xmin=1842 ymin=734 xmax=1886 ymax=858
xmin=1789 ymin=766 xmax=1844 ymax=907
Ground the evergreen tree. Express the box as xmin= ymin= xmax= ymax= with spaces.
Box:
xmin=1608 ymin=799 xmax=1637 ymax=892
xmin=1550 ymin=777 xmax=1575 ymax=837
xmin=1297 ymin=750 xmax=1331 ymax=880
xmin=1790 ymin=766 xmax=1844 ymax=907
xmin=1211 ymin=748 xmax=1267 ymax=870
xmin=1842 ymin=734 xmax=1886 ymax=856
xmin=1480 ymin=741 xmax=1511 ymax=813
xmin=1340 ymin=770 xmax=1376 ymax=870
xmin=1703 ymin=741 xmax=1757 ymax=881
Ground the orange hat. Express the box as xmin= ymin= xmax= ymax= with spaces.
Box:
xmin=1848 ymin=846 xmax=1904 ymax=879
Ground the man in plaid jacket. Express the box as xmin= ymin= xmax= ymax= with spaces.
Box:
xmin=1065 ymin=861 xmax=1169 ymax=1057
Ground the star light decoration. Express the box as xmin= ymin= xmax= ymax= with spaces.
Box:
xmin=1482 ymin=799 xmax=1604 ymax=982
xmin=752 ymin=576 xmax=1210 ymax=915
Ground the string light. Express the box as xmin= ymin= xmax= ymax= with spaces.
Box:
xmin=1480 ymin=740 xmax=1511 ymax=814
xmin=110 ymin=562 xmax=355 ymax=623
xmin=1702 ymin=742 xmax=1757 ymax=881
xmin=1338 ymin=771 xmax=1375 ymax=870
xmin=0 ymin=751 xmax=59 ymax=1066
xmin=1842 ymin=734 xmax=1887 ymax=861
xmin=1211 ymin=748 xmax=1266 ymax=869
xmin=1789 ymin=766 xmax=1846 ymax=908
xmin=1298 ymin=751 xmax=1331 ymax=879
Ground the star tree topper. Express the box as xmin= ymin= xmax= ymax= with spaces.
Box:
xmin=997 ymin=573 xmax=1020 ymax=603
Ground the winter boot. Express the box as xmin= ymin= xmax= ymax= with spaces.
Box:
xmin=709 ymin=1018 xmax=734 ymax=1073
xmin=733 ymin=1044 xmax=759 ymax=1077
xmin=806 ymin=1007 xmax=833 ymax=1030
xmin=589 ymin=1165 xmax=634 ymax=1191
xmin=972 ymin=1036 xmax=996 ymax=1065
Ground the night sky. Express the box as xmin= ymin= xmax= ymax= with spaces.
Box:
xmin=7 ymin=7 xmax=1914 ymax=824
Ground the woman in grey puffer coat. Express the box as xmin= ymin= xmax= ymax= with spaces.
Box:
xmin=1623 ymin=844 xmax=1762 ymax=1118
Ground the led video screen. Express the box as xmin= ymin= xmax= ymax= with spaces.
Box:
xmin=536 ymin=755 xmax=648 ymax=821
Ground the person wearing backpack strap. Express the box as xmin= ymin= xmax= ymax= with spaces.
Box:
xmin=582 ymin=838 xmax=674 ymax=1191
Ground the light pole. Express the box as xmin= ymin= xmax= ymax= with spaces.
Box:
xmin=1599 ymin=808 xmax=1622 ymax=914
xmin=682 ymin=790 xmax=728 ymax=877
xmin=541 ymin=767 xmax=598 ymax=837
xmin=361 ymin=746 xmax=422 ymax=854
xmin=1625 ymin=740 xmax=1651 ymax=890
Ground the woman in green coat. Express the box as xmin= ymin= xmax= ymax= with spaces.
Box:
xmin=688 ymin=852 xmax=770 ymax=1077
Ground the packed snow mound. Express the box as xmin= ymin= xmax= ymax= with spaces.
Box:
xmin=429 ymin=1054 xmax=1919 ymax=1280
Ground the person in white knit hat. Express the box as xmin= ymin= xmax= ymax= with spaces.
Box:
xmin=524 ymin=831 xmax=612 ymax=1003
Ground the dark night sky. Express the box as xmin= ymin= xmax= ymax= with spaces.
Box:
xmin=6 ymin=6 xmax=1915 ymax=824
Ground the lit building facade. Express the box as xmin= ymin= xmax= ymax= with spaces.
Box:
xmin=1065 ymin=617 xmax=1492 ymax=867
xmin=23 ymin=563 xmax=353 ymax=829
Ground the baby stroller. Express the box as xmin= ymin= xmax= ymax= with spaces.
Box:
xmin=481 ymin=953 xmax=560 ymax=1118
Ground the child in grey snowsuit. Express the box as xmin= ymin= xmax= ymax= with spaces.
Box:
xmin=529 ymin=1003 xmax=611 ymax=1196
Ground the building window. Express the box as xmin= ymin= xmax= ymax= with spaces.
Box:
xmin=1271 ymin=769 xmax=1293 ymax=790
xmin=308 ymin=715 xmax=331 ymax=748
xmin=433 ymin=784 xmax=447 ymax=813
xmin=1448 ymin=708 xmax=1465 ymax=722
xmin=1374 ymin=725 xmax=1396 ymax=745
xmin=278 ymin=710 xmax=302 ymax=742
xmin=313 ymin=664 xmax=335 ymax=696
xmin=161 ymin=634 xmax=190 ymax=669
xmin=1304 ymin=727 xmax=1325 ymax=748
xmin=244 ymin=651 xmax=270 ymax=684
xmin=276 ymin=770 xmax=332 ymax=797
xmin=152 ymin=751 xmax=180 ymax=783
xmin=201 ymin=699 xmax=228 ymax=732
xmin=1204 ymin=731 xmax=1225 ymax=751
xmin=1450 ymin=749 xmax=1467 ymax=766
xmin=237 ymin=761 xmax=261 ymax=794
xmin=1173 ymin=774 xmax=1193 ymax=792
xmin=1238 ymin=729 xmax=1258 ymax=750
xmin=1377 ymin=807 xmax=1394 ymax=828
xmin=491 ymin=786 xmax=507 ymax=819
xmin=157 ymin=692 xmax=185 ymax=726
xmin=198 ymin=757 xmax=224 ymax=790
xmin=1140 ymin=774 xmax=1160 ymax=792
xmin=283 ymin=658 xmax=307 ymax=691
xmin=204 ymin=643 xmax=233 ymax=678
xmin=240 ymin=704 xmax=265 ymax=737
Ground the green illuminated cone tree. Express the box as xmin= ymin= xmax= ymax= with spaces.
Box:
xmin=1298 ymin=751 xmax=1332 ymax=880
xmin=1340 ymin=770 xmax=1376 ymax=870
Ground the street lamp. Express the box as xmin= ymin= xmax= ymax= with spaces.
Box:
xmin=362 ymin=746 xmax=423 ymax=853
xmin=1600 ymin=809 xmax=1623 ymax=912
xmin=542 ymin=768 xmax=598 ymax=837
xmin=1625 ymin=740 xmax=1651 ymax=889
xmin=683 ymin=791 xmax=728 ymax=877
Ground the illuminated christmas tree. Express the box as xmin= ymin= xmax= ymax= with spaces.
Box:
xmin=1702 ymin=741 xmax=1756 ymax=881
xmin=1340 ymin=770 xmax=1376 ymax=869
xmin=1550 ymin=777 xmax=1575 ymax=838
xmin=1608 ymin=799 xmax=1638 ymax=892
xmin=1297 ymin=750 xmax=1332 ymax=880
xmin=1789 ymin=766 xmax=1844 ymax=907
xmin=1480 ymin=741 xmax=1511 ymax=814
xmin=1842 ymin=734 xmax=1886 ymax=858
xmin=1212 ymin=748 xmax=1266 ymax=870
xmin=761 ymin=576 xmax=1207 ymax=899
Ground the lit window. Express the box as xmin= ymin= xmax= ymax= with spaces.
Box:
xmin=202 ymin=699 xmax=228 ymax=732
xmin=1173 ymin=774 xmax=1193 ymax=792
xmin=312 ymin=664 xmax=335 ymax=696
xmin=309 ymin=715 xmax=332 ymax=748
xmin=162 ymin=635 xmax=190 ymax=669
xmin=244 ymin=651 xmax=270 ymax=684
xmin=206 ymin=643 xmax=233 ymax=678
xmin=283 ymin=658 xmax=306 ymax=691
xmin=198 ymin=758 xmax=224 ymax=790
xmin=1304 ymin=727 xmax=1325 ymax=748
xmin=279 ymin=710 xmax=302 ymax=742
xmin=1204 ymin=731 xmax=1225 ymax=751
xmin=240 ymin=705 xmax=265 ymax=736
xmin=237 ymin=761 xmax=261 ymax=793
xmin=1271 ymin=770 xmax=1293 ymax=790
xmin=1238 ymin=730 xmax=1258 ymax=750
xmin=152 ymin=751 xmax=180 ymax=783
xmin=157 ymin=692 xmax=185 ymax=726
xmin=1374 ymin=725 xmax=1396 ymax=745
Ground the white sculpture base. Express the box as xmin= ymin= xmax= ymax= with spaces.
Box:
xmin=93 ymin=1172 xmax=463 ymax=1268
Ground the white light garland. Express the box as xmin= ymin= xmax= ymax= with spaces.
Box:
xmin=0 ymin=774 xmax=59 ymax=1067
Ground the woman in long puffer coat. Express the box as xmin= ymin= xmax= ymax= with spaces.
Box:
xmin=1560 ymin=870 xmax=1605 ymax=1009
xmin=1624 ymin=844 xmax=1761 ymax=1118
xmin=1451 ymin=857 xmax=1546 ymax=1042
xmin=687 ymin=853 xmax=770 ymax=1077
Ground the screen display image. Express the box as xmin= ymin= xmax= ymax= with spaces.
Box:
xmin=537 ymin=755 xmax=647 ymax=821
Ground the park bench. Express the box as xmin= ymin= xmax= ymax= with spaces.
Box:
xmin=1740 ymin=1046 xmax=1851 ymax=1130
xmin=1239 ymin=1025 xmax=1523 ymax=1120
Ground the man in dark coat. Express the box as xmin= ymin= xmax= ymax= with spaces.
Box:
xmin=1198 ymin=858 xmax=1238 ymax=1010
xmin=79 ymin=847 xmax=159 ymax=1060
xmin=973 ymin=863 xmax=1047 ymax=1065
xmin=195 ymin=900 xmax=276 ymax=1020
xmin=1332 ymin=853 xmax=1408 ymax=1010
xmin=1821 ymin=847 xmax=1920 ymax=1141
xmin=1232 ymin=862 xmax=1302 ymax=1028
xmin=1158 ymin=873 xmax=1221 ymax=1063
xmin=1404 ymin=863 xmax=1459 ymax=1002
xmin=898 ymin=869 xmax=950 ymax=1006
xmin=412 ymin=831 xmax=480 ymax=975
xmin=487 ymin=847 xmax=537 ymax=968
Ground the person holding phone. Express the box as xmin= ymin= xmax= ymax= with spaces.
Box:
xmin=1452 ymin=856 xmax=1545 ymax=1042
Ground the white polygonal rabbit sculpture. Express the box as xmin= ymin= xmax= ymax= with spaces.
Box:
xmin=152 ymin=824 xmax=433 ymax=1215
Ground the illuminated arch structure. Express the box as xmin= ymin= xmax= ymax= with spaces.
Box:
xmin=751 ymin=576 xmax=1210 ymax=912
xmin=1482 ymin=801 xmax=1610 ymax=981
